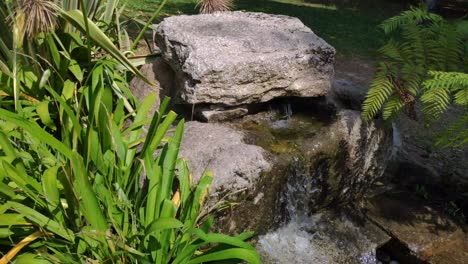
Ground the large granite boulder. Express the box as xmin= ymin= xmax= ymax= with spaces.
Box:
xmin=179 ymin=121 xmax=272 ymax=199
xmin=155 ymin=12 xmax=335 ymax=106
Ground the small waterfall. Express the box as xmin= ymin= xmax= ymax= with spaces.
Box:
xmin=257 ymin=159 xmax=380 ymax=264
xmin=235 ymin=109 xmax=391 ymax=263
xmin=283 ymin=102 xmax=293 ymax=119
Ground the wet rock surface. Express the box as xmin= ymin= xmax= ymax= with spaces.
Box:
xmin=209 ymin=108 xmax=394 ymax=262
xmin=155 ymin=11 xmax=335 ymax=106
xmin=331 ymin=78 xmax=367 ymax=110
xmin=287 ymin=110 xmax=393 ymax=211
xmin=365 ymin=192 xmax=468 ymax=264
xmin=392 ymin=111 xmax=468 ymax=210
xmin=196 ymin=105 xmax=249 ymax=122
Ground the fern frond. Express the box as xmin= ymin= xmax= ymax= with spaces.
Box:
xmin=436 ymin=23 xmax=464 ymax=71
xmin=380 ymin=7 xmax=442 ymax=35
xmin=421 ymin=86 xmax=451 ymax=118
xmin=379 ymin=39 xmax=404 ymax=61
xmin=436 ymin=112 xmax=468 ymax=148
xmin=422 ymin=71 xmax=468 ymax=118
xmin=365 ymin=6 xmax=466 ymax=122
xmin=454 ymin=88 xmax=468 ymax=106
xmin=382 ymin=95 xmax=405 ymax=120
xmin=401 ymin=22 xmax=426 ymax=66
xmin=362 ymin=67 xmax=397 ymax=121
xmin=425 ymin=71 xmax=468 ymax=92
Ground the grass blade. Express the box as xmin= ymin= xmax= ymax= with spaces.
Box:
xmin=187 ymin=248 xmax=261 ymax=264
xmin=0 ymin=231 xmax=50 ymax=264
xmin=6 ymin=202 xmax=74 ymax=241
xmin=0 ymin=109 xmax=72 ymax=159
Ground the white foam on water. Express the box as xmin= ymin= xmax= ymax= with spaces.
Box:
xmin=257 ymin=213 xmax=378 ymax=264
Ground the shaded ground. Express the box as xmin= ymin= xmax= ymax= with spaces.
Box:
xmin=334 ymin=56 xmax=468 ymax=224
xmin=365 ymin=191 xmax=468 ymax=264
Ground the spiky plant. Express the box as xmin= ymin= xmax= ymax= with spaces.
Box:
xmin=198 ymin=0 xmax=233 ymax=14
xmin=14 ymin=0 xmax=58 ymax=37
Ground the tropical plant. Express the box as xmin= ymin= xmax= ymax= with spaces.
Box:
xmin=198 ymin=0 xmax=233 ymax=14
xmin=361 ymin=7 xmax=467 ymax=147
xmin=421 ymin=71 xmax=468 ymax=147
xmin=0 ymin=0 xmax=261 ymax=263
xmin=0 ymin=94 xmax=260 ymax=263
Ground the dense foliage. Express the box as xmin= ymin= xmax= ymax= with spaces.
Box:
xmin=0 ymin=0 xmax=260 ymax=263
xmin=362 ymin=7 xmax=468 ymax=147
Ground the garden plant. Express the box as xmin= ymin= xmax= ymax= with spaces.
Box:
xmin=0 ymin=0 xmax=261 ymax=263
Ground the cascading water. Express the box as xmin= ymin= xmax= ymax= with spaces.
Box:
xmin=240 ymin=109 xmax=393 ymax=264
xmin=256 ymin=159 xmax=382 ymax=264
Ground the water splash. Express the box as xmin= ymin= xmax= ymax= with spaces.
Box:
xmin=257 ymin=160 xmax=381 ymax=264
xmin=283 ymin=102 xmax=293 ymax=119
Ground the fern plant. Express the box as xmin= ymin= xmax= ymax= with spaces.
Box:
xmin=362 ymin=7 xmax=465 ymax=121
xmin=421 ymin=71 xmax=468 ymax=147
xmin=362 ymin=7 xmax=468 ymax=148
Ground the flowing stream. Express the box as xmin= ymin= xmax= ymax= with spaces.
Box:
xmin=256 ymin=159 xmax=381 ymax=264
xmin=236 ymin=107 xmax=391 ymax=264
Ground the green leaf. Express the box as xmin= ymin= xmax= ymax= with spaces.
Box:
xmin=12 ymin=253 xmax=52 ymax=264
xmin=176 ymin=159 xmax=191 ymax=210
xmin=6 ymin=201 xmax=75 ymax=241
xmin=0 ymin=214 xmax=30 ymax=226
xmin=189 ymin=228 xmax=255 ymax=250
xmin=36 ymin=101 xmax=56 ymax=130
xmin=155 ymin=120 xmax=185 ymax=218
xmin=42 ymin=166 xmax=65 ymax=224
xmin=145 ymin=218 xmax=184 ymax=236
xmin=70 ymin=152 xmax=108 ymax=237
xmin=187 ymin=248 xmax=261 ymax=264
xmin=59 ymin=9 xmax=152 ymax=84
xmin=1 ymin=161 xmax=45 ymax=207
xmin=68 ymin=59 xmax=83 ymax=82
xmin=0 ymin=109 xmax=72 ymax=159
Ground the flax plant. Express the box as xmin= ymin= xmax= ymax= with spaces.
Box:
xmin=0 ymin=0 xmax=261 ymax=263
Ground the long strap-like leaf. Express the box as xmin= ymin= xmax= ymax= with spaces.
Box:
xmin=59 ymin=9 xmax=152 ymax=84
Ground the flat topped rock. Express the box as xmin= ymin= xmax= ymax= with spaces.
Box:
xmin=365 ymin=192 xmax=468 ymax=264
xmin=155 ymin=11 xmax=335 ymax=106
